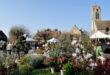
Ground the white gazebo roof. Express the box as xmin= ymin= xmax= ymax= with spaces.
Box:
xmin=90 ymin=31 xmax=108 ymax=39
xmin=26 ymin=38 xmax=37 ymax=42
xmin=48 ymin=38 xmax=58 ymax=43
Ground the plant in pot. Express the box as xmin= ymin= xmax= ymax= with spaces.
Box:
xmin=43 ymin=57 xmax=56 ymax=74
xmin=57 ymin=57 xmax=68 ymax=75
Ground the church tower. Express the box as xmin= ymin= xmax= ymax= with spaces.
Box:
xmin=91 ymin=5 xmax=101 ymax=34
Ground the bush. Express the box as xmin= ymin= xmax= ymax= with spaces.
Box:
xmin=43 ymin=57 xmax=57 ymax=68
xmin=18 ymin=64 xmax=33 ymax=75
xmin=64 ymin=62 xmax=74 ymax=75
xmin=31 ymin=56 xmax=46 ymax=68
xmin=94 ymin=60 xmax=110 ymax=75
xmin=20 ymin=55 xmax=31 ymax=64
xmin=20 ymin=56 xmax=27 ymax=64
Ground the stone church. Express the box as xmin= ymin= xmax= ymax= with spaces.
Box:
xmin=91 ymin=5 xmax=110 ymax=35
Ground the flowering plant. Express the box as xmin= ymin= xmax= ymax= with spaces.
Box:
xmin=94 ymin=59 xmax=110 ymax=75
xmin=57 ymin=57 xmax=68 ymax=69
xmin=43 ymin=57 xmax=56 ymax=67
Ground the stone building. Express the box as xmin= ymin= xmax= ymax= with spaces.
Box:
xmin=91 ymin=5 xmax=110 ymax=35
xmin=70 ymin=25 xmax=82 ymax=40
xmin=70 ymin=25 xmax=81 ymax=36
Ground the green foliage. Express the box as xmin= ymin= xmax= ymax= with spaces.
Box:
xmin=13 ymin=36 xmax=31 ymax=53
xmin=12 ymin=45 xmax=17 ymax=52
xmin=18 ymin=64 xmax=33 ymax=75
xmin=49 ymin=42 xmax=74 ymax=58
xmin=20 ymin=56 xmax=27 ymax=64
xmin=49 ymin=33 xmax=75 ymax=58
xmin=64 ymin=62 xmax=74 ymax=75
xmin=20 ymin=55 xmax=32 ymax=64
xmin=31 ymin=56 xmax=46 ymax=68
xmin=83 ymin=41 xmax=94 ymax=54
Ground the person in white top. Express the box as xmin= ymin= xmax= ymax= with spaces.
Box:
xmin=7 ymin=42 xmax=12 ymax=55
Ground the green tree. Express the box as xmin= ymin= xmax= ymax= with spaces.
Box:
xmin=12 ymin=36 xmax=31 ymax=56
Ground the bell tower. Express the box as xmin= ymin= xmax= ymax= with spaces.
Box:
xmin=92 ymin=5 xmax=101 ymax=21
xmin=91 ymin=5 xmax=101 ymax=34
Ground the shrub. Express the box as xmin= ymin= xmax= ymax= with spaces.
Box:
xmin=18 ymin=64 xmax=33 ymax=75
xmin=43 ymin=57 xmax=57 ymax=67
xmin=20 ymin=56 xmax=27 ymax=64
xmin=31 ymin=56 xmax=46 ymax=68
xmin=57 ymin=57 xmax=68 ymax=69
xmin=20 ymin=55 xmax=31 ymax=64
xmin=94 ymin=60 xmax=110 ymax=75
xmin=64 ymin=62 xmax=74 ymax=75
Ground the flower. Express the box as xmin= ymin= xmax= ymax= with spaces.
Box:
xmin=43 ymin=57 xmax=56 ymax=67
xmin=84 ymin=53 xmax=93 ymax=60
xmin=57 ymin=57 xmax=68 ymax=64
xmin=89 ymin=62 xmax=97 ymax=70
xmin=75 ymin=48 xmax=81 ymax=54
xmin=89 ymin=59 xmax=93 ymax=62
xmin=72 ymin=53 xmax=77 ymax=57
xmin=97 ymin=56 xmax=105 ymax=64
xmin=57 ymin=57 xmax=68 ymax=69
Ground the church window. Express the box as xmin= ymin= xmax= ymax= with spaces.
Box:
xmin=96 ymin=9 xmax=98 ymax=11
xmin=96 ymin=12 xmax=99 ymax=19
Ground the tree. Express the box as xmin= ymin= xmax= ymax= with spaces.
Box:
xmin=9 ymin=25 xmax=30 ymax=42
xmin=58 ymin=32 xmax=73 ymax=44
xmin=12 ymin=35 xmax=31 ymax=56
xmin=34 ymin=29 xmax=61 ymax=41
xmin=34 ymin=29 xmax=52 ymax=41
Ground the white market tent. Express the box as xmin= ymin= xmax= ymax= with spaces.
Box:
xmin=90 ymin=31 xmax=108 ymax=39
xmin=26 ymin=38 xmax=37 ymax=42
xmin=48 ymin=38 xmax=58 ymax=43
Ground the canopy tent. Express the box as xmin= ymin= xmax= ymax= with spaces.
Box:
xmin=48 ymin=38 xmax=58 ymax=43
xmin=26 ymin=38 xmax=37 ymax=42
xmin=90 ymin=31 xmax=108 ymax=39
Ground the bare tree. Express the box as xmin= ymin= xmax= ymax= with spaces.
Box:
xmin=9 ymin=25 xmax=30 ymax=42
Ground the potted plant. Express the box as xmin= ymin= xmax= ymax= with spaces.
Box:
xmin=43 ymin=57 xmax=56 ymax=74
xmin=57 ymin=57 xmax=68 ymax=75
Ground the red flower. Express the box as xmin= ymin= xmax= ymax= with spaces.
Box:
xmin=43 ymin=57 xmax=56 ymax=67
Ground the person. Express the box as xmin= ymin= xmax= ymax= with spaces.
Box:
xmin=101 ymin=42 xmax=107 ymax=52
xmin=103 ymin=41 xmax=110 ymax=54
xmin=103 ymin=41 xmax=110 ymax=58
xmin=2 ymin=42 xmax=6 ymax=53
xmin=32 ymin=42 xmax=37 ymax=52
xmin=96 ymin=42 xmax=104 ymax=60
xmin=7 ymin=42 xmax=12 ymax=55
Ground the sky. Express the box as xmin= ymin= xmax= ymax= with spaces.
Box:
xmin=0 ymin=0 xmax=110 ymax=37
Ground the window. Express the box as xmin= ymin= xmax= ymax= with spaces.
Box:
xmin=96 ymin=9 xmax=98 ymax=11
xmin=96 ymin=12 xmax=99 ymax=19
